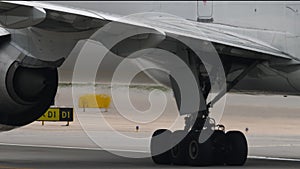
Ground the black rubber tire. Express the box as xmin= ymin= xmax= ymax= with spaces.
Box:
xmin=211 ymin=130 xmax=226 ymax=165
xmin=225 ymin=131 xmax=248 ymax=166
xmin=151 ymin=129 xmax=172 ymax=165
xmin=170 ymin=130 xmax=188 ymax=165
xmin=186 ymin=131 xmax=214 ymax=166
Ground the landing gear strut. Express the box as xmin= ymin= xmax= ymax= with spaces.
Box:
xmin=150 ymin=112 xmax=248 ymax=166
xmin=151 ymin=47 xmax=248 ymax=166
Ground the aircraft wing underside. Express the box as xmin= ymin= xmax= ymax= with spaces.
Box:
xmin=0 ymin=1 xmax=295 ymax=63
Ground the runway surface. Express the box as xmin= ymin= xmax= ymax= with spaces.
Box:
xmin=0 ymin=144 xmax=299 ymax=169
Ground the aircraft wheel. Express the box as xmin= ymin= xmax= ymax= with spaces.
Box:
xmin=186 ymin=131 xmax=214 ymax=166
xmin=225 ymin=131 xmax=248 ymax=166
xmin=211 ymin=130 xmax=226 ymax=165
xmin=170 ymin=130 xmax=188 ymax=165
xmin=151 ymin=129 xmax=172 ymax=165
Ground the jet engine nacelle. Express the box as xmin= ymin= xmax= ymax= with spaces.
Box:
xmin=0 ymin=43 xmax=58 ymax=131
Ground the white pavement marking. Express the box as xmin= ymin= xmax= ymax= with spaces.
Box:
xmin=0 ymin=142 xmax=149 ymax=154
xmin=249 ymin=156 xmax=300 ymax=162
xmin=250 ymin=144 xmax=300 ymax=148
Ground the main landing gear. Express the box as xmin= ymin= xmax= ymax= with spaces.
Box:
xmin=150 ymin=46 xmax=250 ymax=166
xmin=150 ymin=112 xmax=248 ymax=166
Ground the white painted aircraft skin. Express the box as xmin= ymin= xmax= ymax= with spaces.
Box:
xmin=1 ymin=1 xmax=300 ymax=95
xmin=51 ymin=1 xmax=300 ymax=58
xmin=45 ymin=1 xmax=300 ymax=95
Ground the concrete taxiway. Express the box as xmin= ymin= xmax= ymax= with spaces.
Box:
xmin=0 ymin=144 xmax=299 ymax=169
xmin=0 ymin=86 xmax=299 ymax=168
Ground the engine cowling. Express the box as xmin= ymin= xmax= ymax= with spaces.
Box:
xmin=0 ymin=43 xmax=58 ymax=130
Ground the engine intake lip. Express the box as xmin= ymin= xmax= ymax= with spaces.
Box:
xmin=6 ymin=62 xmax=58 ymax=105
xmin=6 ymin=62 xmax=26 ymax=104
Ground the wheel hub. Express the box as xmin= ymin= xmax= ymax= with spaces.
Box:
xmin=171 ymin=144 xmax=180 ymax=158
xmin=189 ymin=140 xmax=199 ymax=160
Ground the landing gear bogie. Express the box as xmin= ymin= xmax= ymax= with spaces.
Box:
xmin=150 ymin=128 xmax=248 ymax=167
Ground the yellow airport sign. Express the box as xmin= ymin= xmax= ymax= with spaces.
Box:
xmin=37 ymin=107 xmax=73 ymax=122
xmin=78 ymin=94 xmax=111 ymax=109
